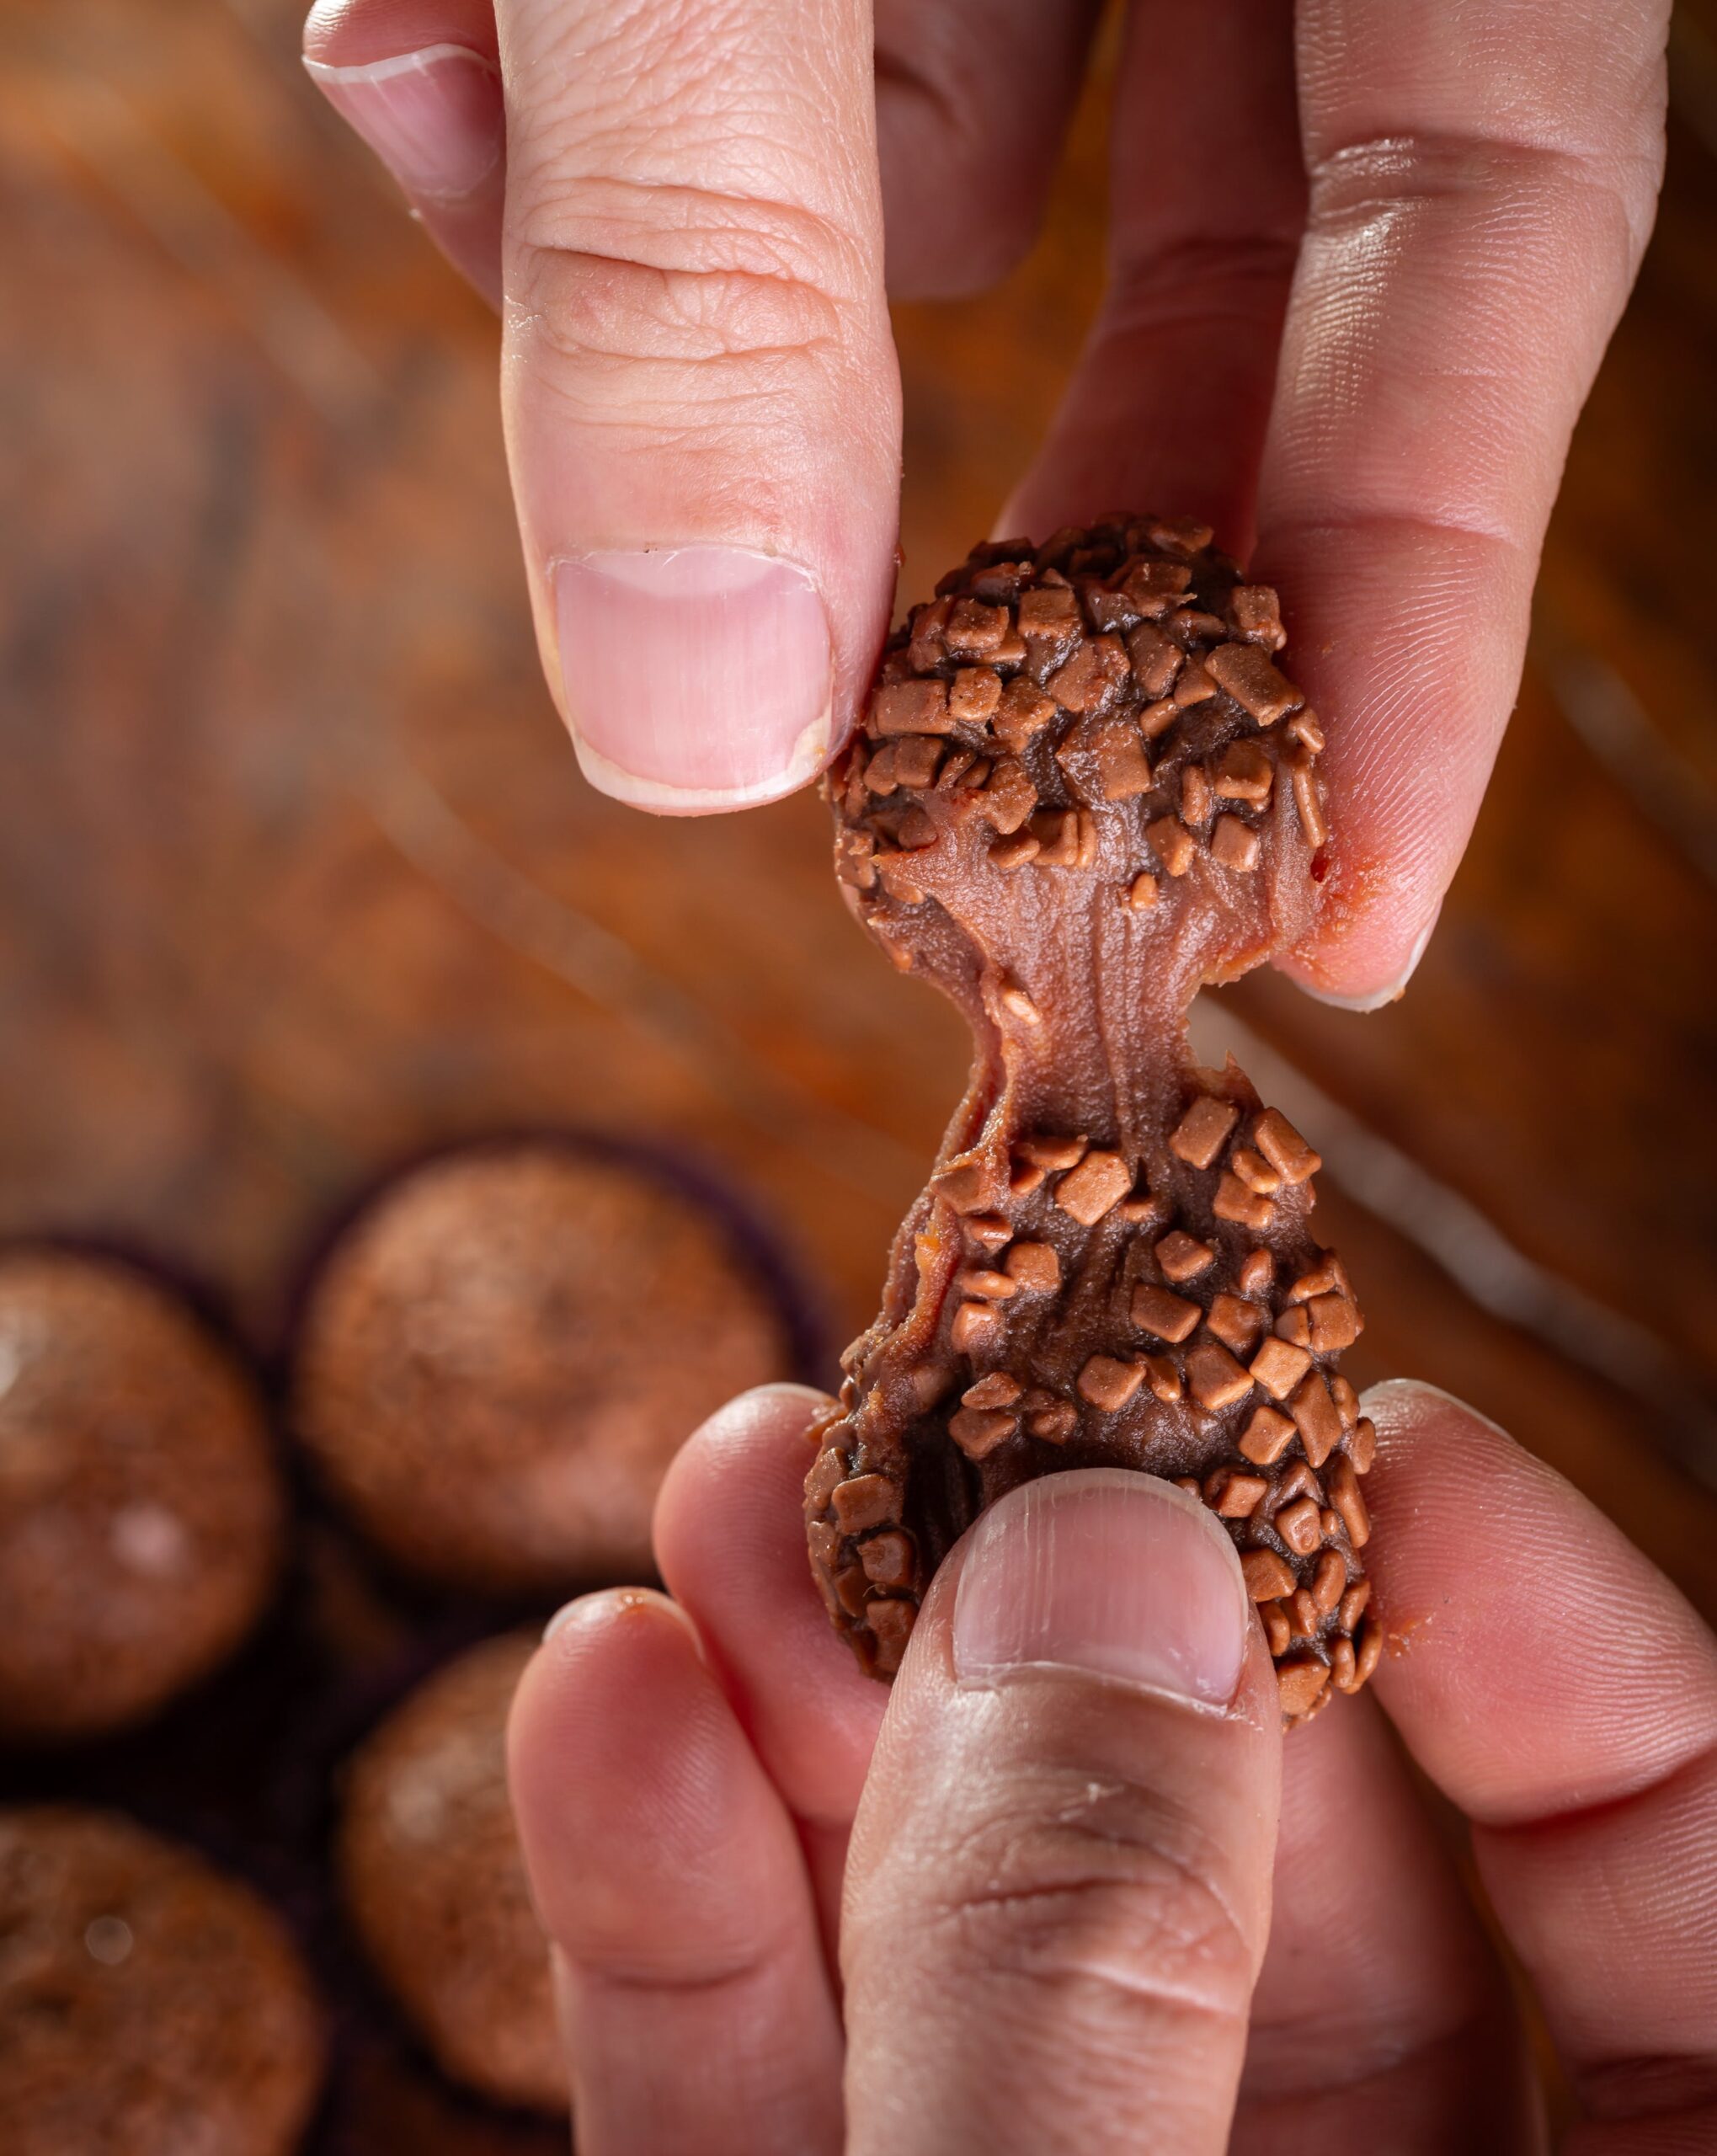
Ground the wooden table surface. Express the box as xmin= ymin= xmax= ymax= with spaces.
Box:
xmin=2 ymin=1 xmax=1714 ymax=2144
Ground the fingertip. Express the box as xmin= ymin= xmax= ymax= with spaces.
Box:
xmin=538 ymin=1580 xmax=701 ymax=1654
xmin=509 ymin=1588 xmax=710 ymax=1844
xmin=655 ymin=1385 xmax=887 ymax=1822
xmin=1355 ymin=1378 xmax=1717 ymax=1822
xmin=506 ymin=1586 xmax=846 ymax=2153
xmin=1282 ymin=907 xmax=1439 ymax=1011
xmin=1250 ymin=510 xmax=1528 ymax=1010
xmin=1362 ymin=1374 xmax=1512 ymax=1444
xmin=679 ymin=1380 xmax=837 ymax=1442
xmin=509 ymin=1586 xmax=768 ymax=1954
xmin=301 ymin=0 xmax=506 ymax=304
xmin=653 ymin=1383 xmax=834 ymax=1552
xmin=653 ymin=1384 xmax=835 ymax=1574
xmin=1360 ymin=1374 xmax=1539 ymax=1502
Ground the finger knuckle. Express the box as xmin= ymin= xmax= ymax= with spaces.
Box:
xmin=1104 ymin=232 xmax=1302 ymax=339
xmin=509 ymin=173 xmax=862 ymax=384
xmin=925 ymin=1775 xmax=1256 ymax=2035
xmin=1307 ymin=127 xmax=1656 ymax=279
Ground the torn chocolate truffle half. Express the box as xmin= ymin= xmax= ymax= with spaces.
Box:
xmin=808 ymin=515 xmax=1379 ymax=1726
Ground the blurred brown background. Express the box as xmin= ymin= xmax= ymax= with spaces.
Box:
xmin=0 ymin=0 xmax=1714 ymax=2134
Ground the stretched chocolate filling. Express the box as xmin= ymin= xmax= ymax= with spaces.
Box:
xmin=807 ymin=515 xmax=1379 ymax=1726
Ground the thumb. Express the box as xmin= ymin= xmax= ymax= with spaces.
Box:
xmin=493 ymin=0 xmax=900 ymax=813
xmin=841 ymin=1470 xmax=1282 ymax=2156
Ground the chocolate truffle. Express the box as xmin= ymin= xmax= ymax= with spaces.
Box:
xmin=0 ymin=1806 xmax=325 ymax=2155
xmin=338 ymin=1631 xmax=562 ymax=2114
xmin=294 ymin=1145 xmax=789 ymax=1593
xmin=0 ymin=1250 xmax=285 ymax=1743
xmin=808 ymin=517 xmax=1380 ymax=1723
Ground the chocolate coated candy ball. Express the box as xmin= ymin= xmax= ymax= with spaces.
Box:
xmin=0 ymin=1806 xmax=325 ymax=2156
xmin=0 ymin=1250 xmax=284 ymax=1742
xmin=295 ymin=1144 xmax=791 ymax=1593
xmin=339 ymin=1632 xmax=562 ymax=2114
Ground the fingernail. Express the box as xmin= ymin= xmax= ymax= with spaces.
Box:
xmin=953 ymin=1470 xmax=1249 ymax=1707
xmin=1302 ymin=912 xmax=1438 ymax=1014
xmin=304 ymin=45 xmax=504 ymax=202
xmin=553 ymin=547 xmax=835 ymax=813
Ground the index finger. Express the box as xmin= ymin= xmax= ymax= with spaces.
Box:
xmin=1255 ymin=0 xmax=1670 ymax=1005
xmin=1360 ymin=1380 xmax=1717 ymax=2139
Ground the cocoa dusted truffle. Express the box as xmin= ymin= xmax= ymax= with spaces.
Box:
xmin=294 ymin=1144 xmax=790 ymax=1594
xmin=0 ymin=1250 xmax=285 ymax=1743
xmin=808 ymin=516 xmax=1379 ymax=1724
xmin=0 ymin=1806 xmax=325 ymax=2156
xmin=338 ymin=1631 xmax=562 ymax=2115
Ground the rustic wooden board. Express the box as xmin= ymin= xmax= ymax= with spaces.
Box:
xmin=2 ymin=1 xmax=1714 ymax=2143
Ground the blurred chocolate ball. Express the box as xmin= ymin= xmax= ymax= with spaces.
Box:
xmin=0 ymin=1806 xmax=325 ymax=2155
xmin=339 ymin=1631 xmax=561 ymax=2115
xmin=293 ymin=1145 xmax=791 ymax=1593
xmin=0 ymin=1250 xmax=285 ymax=1743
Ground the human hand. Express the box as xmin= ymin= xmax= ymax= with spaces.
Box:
xmin=304 ymin=0 xmax=1669 ymax=1004
xmin=507 ymin=1380 xmax=1717 ymax=2153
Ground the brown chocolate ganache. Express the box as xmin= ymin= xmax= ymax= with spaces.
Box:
xmin=806 ymin=515 xmax=1380 ymax=1726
